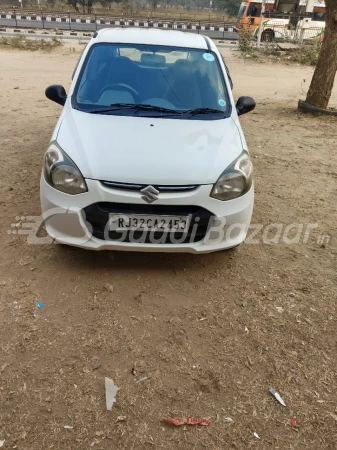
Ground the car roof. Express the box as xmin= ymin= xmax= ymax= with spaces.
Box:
xmin=95 ymin=28 xmax=209 ymax=50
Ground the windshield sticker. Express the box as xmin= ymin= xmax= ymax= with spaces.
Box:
xmin=203 ymin=53 xmax=215 ymax=62
xmin=218 ymin=99 xmax=226 ymax=107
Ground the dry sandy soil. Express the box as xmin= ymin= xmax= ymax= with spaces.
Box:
xmin=0 ymin=43 xmax=337 ymax=450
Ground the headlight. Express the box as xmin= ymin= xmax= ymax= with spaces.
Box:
xmin=210 ymin=151 xmax=253 ymax=201
xmin=43 ymin=141 xmax=87 ymax=195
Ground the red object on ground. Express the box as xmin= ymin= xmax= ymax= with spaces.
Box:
xmin=290 ymin=417 xmax=297 ymax=428
xmin=162 ymin=417 xmax=211 ymax=426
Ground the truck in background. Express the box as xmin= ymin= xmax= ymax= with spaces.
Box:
xmin=237 ymin=0 xmax=325 ymax=41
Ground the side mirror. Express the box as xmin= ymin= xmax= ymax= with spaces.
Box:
xmin=236 ymin=96 xmax=256 ymax=116
xmin=45 ymin=85 xmax=67 ymax=106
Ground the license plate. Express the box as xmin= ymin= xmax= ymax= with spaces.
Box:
xmin=109 ymin=214 xmax=191 ymax=232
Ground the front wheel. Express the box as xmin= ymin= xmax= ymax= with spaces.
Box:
xmin=261 ymin=29 xmax=275 ymax=42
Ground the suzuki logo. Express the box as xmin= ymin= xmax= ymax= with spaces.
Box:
xmin=140 ymin=185 xmax=159 ymax=204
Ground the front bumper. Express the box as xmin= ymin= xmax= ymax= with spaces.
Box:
xmin=40 ymin=177 xmax=254 ymax=253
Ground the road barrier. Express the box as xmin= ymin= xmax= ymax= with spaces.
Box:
xmin=0 ymin=11 xmax=238 ymax=39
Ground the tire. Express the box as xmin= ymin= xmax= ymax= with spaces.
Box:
xmin=261 ymin=29 xmax=275 ymax=42
xmin=298 ymin=100 xmax=337 ymax=116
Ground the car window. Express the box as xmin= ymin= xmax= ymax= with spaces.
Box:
xmin=247 ymin=3 xmax=260 ymax=17
xmin=312 ymin=11 xmax=326 ymax=21
xmin=73 ymin=43 xmax=231 ymax=119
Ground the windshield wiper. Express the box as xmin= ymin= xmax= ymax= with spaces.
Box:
xmin=89 ymin=103 xmax=181 ymax=115
xmin=182 ymin=107 xmax=225 ymax=116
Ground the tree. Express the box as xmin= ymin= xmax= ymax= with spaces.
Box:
xmin=100 ymin=0 xmax=124 ymax=8
xmin=304 ymin=0 xmax=337 ymax=110
xmin=151 ymin=0 xmax=159 ymax=10
xmin=66 ymin=0 xmax=79 ymax=12
xmin=215 ymin=0 xmax=241 ymax=16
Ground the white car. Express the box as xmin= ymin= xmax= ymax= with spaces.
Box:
xmin=41 ymin=28 xmax=255 ymax=253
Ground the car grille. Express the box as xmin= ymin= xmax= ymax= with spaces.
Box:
xmin=82 ymin=202 xmax=214 ymax=244
xmin=100 ymin=181 xmax=199 ymax=192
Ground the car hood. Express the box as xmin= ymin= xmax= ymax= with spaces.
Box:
xmin=56 ymin=106 xmax=243 ymax=185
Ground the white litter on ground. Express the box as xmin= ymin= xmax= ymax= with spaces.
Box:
xmin=105 ymin=377 xmax=119 ymax=410
xmin=269 ymin=387 xmax=286 ymax=407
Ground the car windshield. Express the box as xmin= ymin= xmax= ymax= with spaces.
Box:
xmin=73 ymin=43 xmax=231 ymax=119
xmin=237 ymin=1 xmax=248 ymax=18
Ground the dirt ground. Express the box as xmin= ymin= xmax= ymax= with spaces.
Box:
xmin=0 ymin=43 xmax=337 ymax=450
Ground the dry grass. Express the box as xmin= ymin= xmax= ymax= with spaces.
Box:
xmin=238 ymin=24 xmax=322 ymax=66
xmin=0 ymin=35 xmax=62 ymax=51
xmin=239 ymin=42 xmax=323 ymax=66
xmin=14 ymin=4 xmax=233 ymax=21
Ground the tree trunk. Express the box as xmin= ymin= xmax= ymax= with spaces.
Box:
xmin=305 ymin=0 xmax=337 ymax=110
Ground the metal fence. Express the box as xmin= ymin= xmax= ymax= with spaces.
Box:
xmin=260 ymin=22 xmax=324 ymax=42
xmin=0 ymin=10 xmax=239 ymax=39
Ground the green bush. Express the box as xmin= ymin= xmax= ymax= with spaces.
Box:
xmin=293 ymin=41 xmax=322 ymax=65
xmin=238 ymin=25 xmax=254 ymax=54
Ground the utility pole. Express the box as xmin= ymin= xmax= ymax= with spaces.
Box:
xmin=299 ymin=0 xmax=315 ymax=43
xmin=256 ymin=0 xmax=266 ymax=48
